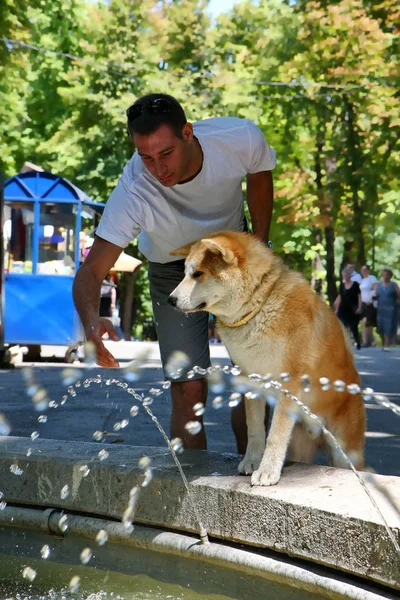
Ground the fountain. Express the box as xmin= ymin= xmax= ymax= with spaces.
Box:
xmin=0 ymin=347 xmax=399 ymax=598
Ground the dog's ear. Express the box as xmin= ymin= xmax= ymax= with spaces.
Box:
xmin=170 ymin=242 xmax=194 ymax=257
xmin=201 ymin=238 xmax=237 ymax=265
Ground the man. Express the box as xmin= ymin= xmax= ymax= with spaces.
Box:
xmin=346 ymin=263 xmax=362 ymax=284
xmin=73 ymin=93 xmax=276 ymax=452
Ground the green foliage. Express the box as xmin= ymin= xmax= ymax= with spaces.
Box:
xmin=1 ymin=0 xmax=399 ymax=334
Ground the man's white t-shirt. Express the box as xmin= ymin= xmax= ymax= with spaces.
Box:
xmin=96 ymin=117 xmax=276 ymax=263
xmin=360 ymin=275 xmax=378 ymax=303
xmin=350 ymin=271 xmax=363 ymax=284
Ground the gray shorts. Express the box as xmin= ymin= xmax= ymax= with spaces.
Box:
xmin=148 ymin=260 xmax=211 ymax=381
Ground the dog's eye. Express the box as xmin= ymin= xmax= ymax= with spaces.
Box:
xmin=192 ymin=271 xmax=203 ymax=279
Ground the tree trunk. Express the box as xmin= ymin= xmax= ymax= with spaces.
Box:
xmin=325 ymin=226 xmax=336 ymax=305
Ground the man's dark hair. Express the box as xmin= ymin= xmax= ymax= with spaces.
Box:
xmin=126 ymin=93 xmax=187 ymax=139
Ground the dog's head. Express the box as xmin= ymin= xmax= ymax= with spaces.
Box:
xmin=168 ymin=231 xmax=266 ymax=315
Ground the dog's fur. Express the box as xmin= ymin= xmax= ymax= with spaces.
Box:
xmin=170 ymin=231 xmax=366 ymax=486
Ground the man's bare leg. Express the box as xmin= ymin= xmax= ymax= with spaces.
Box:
xmin=171 ymin=379 xmax=208 ymax=449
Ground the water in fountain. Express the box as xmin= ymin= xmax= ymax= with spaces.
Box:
xmin=1 ymin=344 xmax=399 ymax=595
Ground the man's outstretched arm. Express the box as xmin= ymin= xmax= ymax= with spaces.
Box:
xmin=73 ymin=236 xmax=123 ymax=367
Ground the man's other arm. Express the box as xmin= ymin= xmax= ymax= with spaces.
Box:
xmin=246 ymin=170 xmax=274 ymax=244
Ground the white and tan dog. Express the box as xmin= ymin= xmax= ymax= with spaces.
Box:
xmin=169 ymin=231 xmax=365 ymax=486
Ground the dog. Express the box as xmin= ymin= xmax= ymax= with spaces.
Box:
xmin=169 ymin=231 xmax=366 ymax=486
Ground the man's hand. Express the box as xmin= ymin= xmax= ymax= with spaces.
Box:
xmin=85 ymin=317 xmax=120 ymax=368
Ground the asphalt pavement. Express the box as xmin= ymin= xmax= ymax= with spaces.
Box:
xmin=0 ymin=343 xmax=399 ymax=477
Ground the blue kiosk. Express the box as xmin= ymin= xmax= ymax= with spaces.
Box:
xmin=2 ymin=170 xmax=103 ymax=353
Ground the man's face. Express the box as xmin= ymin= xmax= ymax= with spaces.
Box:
xmin=133 ymin=123 xmax=193 ymax=187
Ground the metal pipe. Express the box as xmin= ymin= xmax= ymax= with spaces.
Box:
xmin=0 ymin=504 xmax=391 ymax=600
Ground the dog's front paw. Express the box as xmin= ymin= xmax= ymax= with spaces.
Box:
xmin=238 ymin=452 xmax=262 ymax=475
xmin=251 ymin=468 xmax=281 ymax=487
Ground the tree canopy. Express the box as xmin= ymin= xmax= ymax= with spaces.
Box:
xmin=1 ymin=0 xmax=399 ymax=334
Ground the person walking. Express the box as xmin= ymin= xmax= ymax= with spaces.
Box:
xmin=334 ymin=267 xmax=362 ymax=350
xmin=374 ymin=268 xmax=400 ymax=351
xmin=360 ymin=265 xmax=378 ymax=347
xmin=73 ymin=93 xmax=276 ymax=452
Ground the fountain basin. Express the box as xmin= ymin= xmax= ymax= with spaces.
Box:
xmin=0 ymin=436 xmax=399 ymax=595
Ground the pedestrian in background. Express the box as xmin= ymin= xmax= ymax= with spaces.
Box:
xmin=334 ymin=267 xmax=362 ymax=350
xmin=374 ymin=268 xmax=400 ymax=352
xmin=360 ymin=265 xmax=378 ymax=348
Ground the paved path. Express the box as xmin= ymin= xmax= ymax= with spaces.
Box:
xmin=0 ymin=344 xmax=399 ymax=476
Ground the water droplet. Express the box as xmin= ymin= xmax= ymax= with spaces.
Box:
xmin=32 ymin=389 xmax=49 ymax=412
xmin=69 ymin=575 xmax=81 ymax=592
xmin=96 ymin=529 xmax=109 ymax=546
xmin=248 ymin=373 xmax=262 ymax=381
xmin=212 ymin=395 xmax=224 ymax=409
xmin=22 ymin=566 xmax=37 ymax=581
xmin=193 ymin=402 xmax=205 ymax=416
xmin=280 ymin=372 xmax=291 ymax=382
xmin=170 ymin=438 xmax=183 ymax=453
xmin=333 ymin=380 xmax=346 ymax=392
xmin=362 ymin=387 xmax=374 ymax=401
xmin=122 ymin=506 xmax=134 ymax=525
xmin=142 ymin=469 xmax=153 ymax=487
xmin=79 ymin=465 xmax=90 ymax=477
xmin=319 ymin=377 xmax=330 ymax=391
xmin=58 ymin=514 xmax=68 ymax=532
xmin=232 ymin=376 xmax=251 ymax=393
xmin=208 ymin=372 xmax=226 ymax=394
xmin=138 ymin=456 xmax=151 ymax=470
xmin=93 ymin=430 xmax=104 ymax=442
xmin=26 ymin=384 xmax=39 ymax=397
xmin=228 ymin=392 xmax=242 ymax=407
xmin=300 ymin=374 xmax=311 ymax=392
xmin=40 ymin=544 xmax=50 ymax=559
xmin=10 ymin=464 xmax=24 ymax=476
xmin=38 ymin=415 xmax=47 ymax=423
xmin=0 ymin=501 xmax=7 ymax=510
xmin=266 ymin=395 xmax=277 ymax=407
xmin=166 ymin=351 xmax=190 ymax=378
xmin=98 ymin=449 xmax=109 ymax=461
xmin=61 ymin=368 xmax=83 ymax=386
xmin=185 ymin=421 xmax=202 ymax=435
xmin=244 ymin=391 xmax=261 ymax=400
xmin=347 ymin=383 xmax=361 ymax=395
xmin=84 ymin=341 xmax=97 ymax=366
xmin=116 ymin=381 xmax=128 ymax=389
xmin=80 ymin=547 xmax=92 ymax=564
xmin=60 ymin=485 xmax=70 ymax=500
xmin=129 ymin=485 xmax=140 ymax=509
xmin=193 ymin=366 xmax=207 ymax=376
xmin=130 ymin=405 xmax=139 ymax=417
xmin=0 ymin=413 xmax=11 ymax=436
xmin=149 ymin=388 xmax=163 ymax=396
